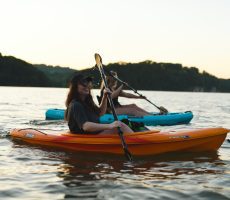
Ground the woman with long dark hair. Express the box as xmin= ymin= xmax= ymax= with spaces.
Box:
xmin=65 ymin=73 xmax=133 ymax=134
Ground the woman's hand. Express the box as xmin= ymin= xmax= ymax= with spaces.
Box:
xmin=99 ymin=87 xmax=112 ymax=116
xmin=139 ymin=95 xmax=146 ymax=99
xmin=109 ymin=121 xmax=123 ymax=129
xmin=103 ymin=88 xmax=112 ymax=97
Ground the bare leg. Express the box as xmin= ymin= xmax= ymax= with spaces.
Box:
xmin=125 ymin=104 xmax=151 ymax=114
xmin=115 ymin=105 xmax=150 ymax=117
xmin=115 ymin=107 xmax=146 ymax=117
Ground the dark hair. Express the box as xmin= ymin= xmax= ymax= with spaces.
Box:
xmin=65 ymin=76 xmax=99 ymax=121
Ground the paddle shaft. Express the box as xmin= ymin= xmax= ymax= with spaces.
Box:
xmin=104 ymin=68 xmax=163 ymax=111
xmin=96 ymin=56 xmax=132 ymax=161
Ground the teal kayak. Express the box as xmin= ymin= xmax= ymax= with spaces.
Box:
xmin=45 ymin=109 xmax=193 ymax=126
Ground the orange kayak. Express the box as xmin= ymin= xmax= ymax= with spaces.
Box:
xmin=10 ymin=128 xmax=229 ymax=157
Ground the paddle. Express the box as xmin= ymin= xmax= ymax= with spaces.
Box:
xmin=94 ymin=53 xmax=133 ymax=161
xmin=103 ymin=68 xmax=168 ymax=114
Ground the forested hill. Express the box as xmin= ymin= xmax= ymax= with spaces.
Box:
xmin=0 ymin=53 xmax=77 ymax=87
xmin=0 ymin=53 xmax=230 ymax=92
xmin=0 ymin=53 xmax=50 ymax=87
xmin=34 ymin=64 xmax=77 ymax=87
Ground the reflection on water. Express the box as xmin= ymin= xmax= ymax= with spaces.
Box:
xmin=7 ymin=141 xmax=229 ymax=200
xmin=0 ymin=87 xmax=229 ymax=199
xmin=5 ymin=140 xmax=229 ymax=200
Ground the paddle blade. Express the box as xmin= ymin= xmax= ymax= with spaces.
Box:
xmin=159 ymin=106 xmax=169 ymax=114
xmin=94 ymin=53 xmax=102 ymax=67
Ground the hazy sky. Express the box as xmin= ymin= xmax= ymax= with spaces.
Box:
xmin=1 ymin=0 xmax=229 ymax=78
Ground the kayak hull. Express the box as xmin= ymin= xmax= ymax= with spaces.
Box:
xmin=45 ymin=109 xmax=193 ymax=126
xmin=10 ymin=128 xmax=228 ymax=156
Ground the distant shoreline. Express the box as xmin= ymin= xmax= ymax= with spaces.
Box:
xmin=0 ymin=86 xmax=229 ymax=94
xmin=1 ymin=54 xmax=230 ymax=92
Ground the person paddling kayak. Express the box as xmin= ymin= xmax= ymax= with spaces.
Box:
xmin=98 ymin=71 xmax=152 ymax=117
xmin=65 ymin=73 xmax=133 ymax=134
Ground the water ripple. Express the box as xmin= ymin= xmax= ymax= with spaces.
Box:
xmin=0 ymin=87 xmax=229 ymax=200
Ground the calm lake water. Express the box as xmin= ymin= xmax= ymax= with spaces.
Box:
xmin=0 ymin=87 xmax=229 ymax=200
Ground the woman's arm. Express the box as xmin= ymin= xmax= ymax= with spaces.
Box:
xmin=111 ymin=84 xmax=123 ymax=99
xmin=83 ymin=122 xmax=111 ymax=132
xmin=120 ymin=91 xmax=144 ymax=99
xmin=98 ymin=90 xmax=108 ymax=116
xmin=98 ymin=88 xmax=113 ymax=116
xmin=82 ymin=121 xmax=122 ymax=132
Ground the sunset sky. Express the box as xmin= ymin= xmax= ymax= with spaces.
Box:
xmin=1 ymin=0 xmax=229 ymax=78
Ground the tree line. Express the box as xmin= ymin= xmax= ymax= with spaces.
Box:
xmin=0 ymin=53 xmax=229 ymax=92
xmin=81 ymin=61 xmax=230 ymax=92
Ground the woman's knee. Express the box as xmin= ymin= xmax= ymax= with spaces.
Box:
xmin=126 ymin=104 xmax=136 ymax=108
xmin=120 ymin=122 xmax=128 ymax=129
xmin=128 ymin=108 xmax=139 ymax=116
xmin=120 ymin=122 xmax=133 ymax=133
xmin=130 ymin=104 xmax=139 ymax=110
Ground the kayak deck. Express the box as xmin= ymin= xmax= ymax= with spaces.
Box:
xmin=10 ymin=128 xmax=229 ymax=156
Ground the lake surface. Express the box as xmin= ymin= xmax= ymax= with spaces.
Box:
xmin=0 ymin=87 xmax=229 ymax=200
